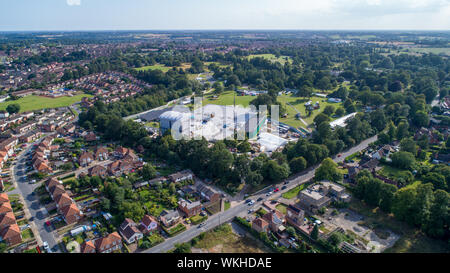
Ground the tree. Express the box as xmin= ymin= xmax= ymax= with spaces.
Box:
xmin=237 ymin=140 xmax=251 ymax=153
xmin=313 ymin=113 xmax=330 ymax=126
xmin=289 ymin=156 xmax=307 ymax=173
xmin=174 ymin=242 xmax=192 ymax=253
xmin=6 ymin=103 xmax=20 ymax=114
xmin=413 ymin=110 xmax=429 ymax=128
xmin=422 ymin=172 xmax=447 ymax=191
xmin=141 ymin=163 xmax=157 ymax=180
xmin=323 ymin=105 xmax=335 ymax=116
xmin=311 ymin=224 xmax=319 ymax=240
xmin=314 ymin=157 xmax=342 ymax=182
xmin=391 ymin=151 xmax=415 ymax=170
xmin=335 ymin=107 xmax=345 ymax=117
xmin=263 ymin=160 xmax=290 ymax=182
xmin=396 ymin=121 xmax=409 ymax=139
xmin=426 ymin=190 xmax=449 ymax=238
xmin=400 ymin=138 xmax=417 ymax=156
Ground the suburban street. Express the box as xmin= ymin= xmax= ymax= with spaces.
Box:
xmin=10 ymin=138 xmax=60 ymax=252
xmin=143 ymin=135 xmax=378 ymax=253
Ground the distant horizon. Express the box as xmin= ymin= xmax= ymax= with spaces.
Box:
xmin=1 ymin=0 xmax=449 ymax=32
xmin=1 ymin=29 xmax=449 ymax=33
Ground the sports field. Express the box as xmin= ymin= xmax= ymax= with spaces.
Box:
xmin=0 ymin=94 xmax=93 ymax=112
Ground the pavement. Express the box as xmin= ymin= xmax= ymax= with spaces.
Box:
xmin=142 ymin=135 xmax=378 ymax=253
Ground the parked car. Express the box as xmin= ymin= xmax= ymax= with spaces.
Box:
xmin=257 ymin=197 xmax=263 ymax=202
xmin=281 ymin=186 xmax=287 ymax=190
xmin=274 ymin=188 xmax=279 ymax=192
xmin=247 ymin=200 xmax=255 ymax=206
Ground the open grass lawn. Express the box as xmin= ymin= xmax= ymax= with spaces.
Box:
xmin=275 ymin=203 xmax=288 ymax=214
xmin=144 ymin=200 xmax=168 ymax=217
xmin=224 ymin=201 xmax=231 ymax=211
xmin=134 ymin=63 xmax=192 ymax=72
xmin=0 ymin=94 xmax=93 ymax=113
xmin=378 ymin=165 xmax=412 ymax=181
xmin=202 ymin=91 xmax=255 ymax=107
xmin=278 ymin=94 xmax=343 ymax=128
xmin=192 ymin=223 xmax=271 ymax=253
xmin=349 ymin=199 xmax=448 ymax=253
xmin=21 ymin=229 xmax=34 ymax=240
xmin=403 ymin=47 xmax=450 ymax=56
xmin=246 ymin=54 xmax=292 ymax=65
xmin=282 ymin=184 xmax=306 ymax=199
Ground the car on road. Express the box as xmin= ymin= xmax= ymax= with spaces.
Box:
xmin=281 ymin=186 xmax=287 ymax=190
xmin=248 ymin=209 xmax=254 ymax=214
xmin=43 ymin=242 xmax=51 ymax=252
xmin=247 ymin=200 xmax=255 ymax=206
xmin=257 ymin=197 xmax=263 ymax=202
xmin=284 ymin=181 xmax=289 ymax=185
xmin=198 ymin=223 xmax=206 ymax=228
xmin=266 ymin=192 xmax=272 ymax=196
xmin=337 ymin=154 xmax=342 ymax=157
xmin=245 ymin=199 xmax=251 ymax=203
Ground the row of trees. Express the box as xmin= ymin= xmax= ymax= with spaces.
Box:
xmin=354 ymin=171 xmax=449 ymax=240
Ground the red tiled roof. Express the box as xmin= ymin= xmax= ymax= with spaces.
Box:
xmin=80 ymin=241 xmax=96 ymax=253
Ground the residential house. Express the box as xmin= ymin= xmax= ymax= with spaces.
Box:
xmin=140 ymin=215 xmax=159 ymax=234
xmin=79 ymin=152 xmax=94 ymax=167
xmin=168 ymin=170 xmax=194 ymax=183
xmin=45 ymin=178 xmax=61 ymax=192
xmin=84 ymin=132 xmax=97 ymax=142
xmin=0 ymin=212 xmax=16 ymax=230
xmin=196 ymin=184 xmax=221 ymax=203
xmin=0 ymin=223 xmax=22 ymax=246
xmin=94 ymin=147 xmax=109 ymax=161
xmin=80 ymin=240 xmax=96 ymax=253
xmin=88 ymin=165 xmax=107 ymax=178
xmin=178 ymin=198 xmax=202 ymax=217
xmin=119 ymin=218 xmax=143 ymax=244
xmin=285 ymin=204 xmax=305 ymax=230
xmin=94 ymin=232 xmax=123 ymax=253
xmin=160 ymin=209 xmax=181 ymax=227
xmin=252 ymin=217 xmax=269 ymax=233
xmin=263 ymin=209 xmax=286 ymax=233
xmin=60 ymin=203 xmax=82 ymax=225
xmin=54 ymin=193 xmax=73 ymax=210
xmin=0 ymin=202 xmax=13 ymax=215
xmin=49 ymin=184 xmax=66 ymax=200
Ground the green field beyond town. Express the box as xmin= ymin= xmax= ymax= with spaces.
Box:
xmin=0 ymin=94 xmax=93 ymax=112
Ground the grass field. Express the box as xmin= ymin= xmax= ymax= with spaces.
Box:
xmin=134 ymin=63 xmax=192 ymax=72
xmin=282 ymin=184 xmax=306 ymax=199
xmin=202 ymin=91 xmax=255 ymax=107
xmin=191 ymin=223 xmax=271 ymax=253
xmin=0 ymin=94 xmax=93 ymax=112
xmin=278 ymin=94 xmax=343 ymax=128
xmin=246 ymin=54 xmax=292 ymax=65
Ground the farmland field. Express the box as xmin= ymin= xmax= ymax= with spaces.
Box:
xmin=0 ymin=94 xmax=93 ymax=112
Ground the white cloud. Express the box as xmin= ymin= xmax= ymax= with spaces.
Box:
xmin=67 ymin=0 xmax=81 ymax=6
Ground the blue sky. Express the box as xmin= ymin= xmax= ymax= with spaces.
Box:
xmin=1 ymin=0 xmax=449 ymax=31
